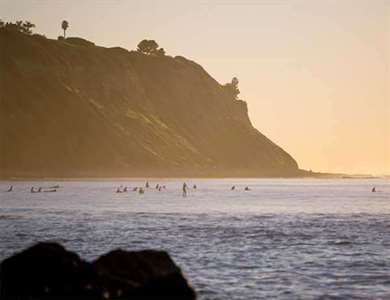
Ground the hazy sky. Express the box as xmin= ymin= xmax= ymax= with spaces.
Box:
xmin=2 ymin=0 xmax=389 ymax=175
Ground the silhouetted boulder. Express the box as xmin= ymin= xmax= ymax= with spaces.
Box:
xmin=92 ymin=249 xmax=196 ymax=299
xmin=0 ymin=242 xmax=97 ymax=298
xmin=0 ymin=242 xmax=196 ymax=299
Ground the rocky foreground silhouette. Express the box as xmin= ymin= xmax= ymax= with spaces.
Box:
xmin=0 ymin=242 xmax=196 ymax=299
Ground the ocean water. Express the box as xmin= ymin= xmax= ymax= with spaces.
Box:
xmin=0 ymin=178 xmax=390 ymax=299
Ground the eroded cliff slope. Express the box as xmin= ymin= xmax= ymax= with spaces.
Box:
xmin=0 ymin=30 xmax=301 ymax=177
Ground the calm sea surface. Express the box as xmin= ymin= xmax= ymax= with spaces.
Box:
xmin=1 ymin=178 xmax=390 ymax=299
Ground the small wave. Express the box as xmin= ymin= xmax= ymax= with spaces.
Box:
xmin=328 ymin=240 xmax=353 ymax=245
xmin=0 ymin=214 xmax=22 ymax=220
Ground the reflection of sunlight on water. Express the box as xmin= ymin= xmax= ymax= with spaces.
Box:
xmin=1 ymin=179 xmax=390 ymax=299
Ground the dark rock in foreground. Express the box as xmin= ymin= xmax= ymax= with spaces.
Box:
xmin=0 ymin=242 xmax=196 ymax=299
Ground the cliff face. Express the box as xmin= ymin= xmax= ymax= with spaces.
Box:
xmin=0 ymin=30 xmax=300 ymax=177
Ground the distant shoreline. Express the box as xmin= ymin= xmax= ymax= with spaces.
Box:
xmin=0 ymin=175 xmax=384 ymax=182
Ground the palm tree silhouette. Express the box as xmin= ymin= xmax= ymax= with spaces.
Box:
xmin=61 ymin=20 xmax=69 ymax=38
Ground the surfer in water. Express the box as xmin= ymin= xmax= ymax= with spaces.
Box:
xmin=31 ymin=187 xmax=42 ymax=193
xmin=244 ymin=186 xmax=250 ymax=191
xmin=182 ymin=182 xmax=188 ymax=197
xmin=145 ymin=181 xmax=149 ymax=188
xmin=231 ymin=185 xmax=235 ymax=190
xmin=6 ymin=185 xmax=13 ymax=192
xmin=372 ymin=187 xmax=376 ymax=192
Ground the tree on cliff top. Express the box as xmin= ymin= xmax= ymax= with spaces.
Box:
xmin=62 ymin=20 xmax=69 ymax=38
xmin=0 ymin=20 xmax=35 ymax=35
xmin=156 ymin=48 xmax=166 ymax=56
xmin=137 ymin=39 xmax=165 ymax=56
xmin=223 ymin=77 xmax=240 ymax=100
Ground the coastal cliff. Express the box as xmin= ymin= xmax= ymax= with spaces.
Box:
xmin=0 ymin=29 xmax=303 ymax=178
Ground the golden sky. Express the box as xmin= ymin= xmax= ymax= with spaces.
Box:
xmin=2 ymin=0 xmax=389 ymax=175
